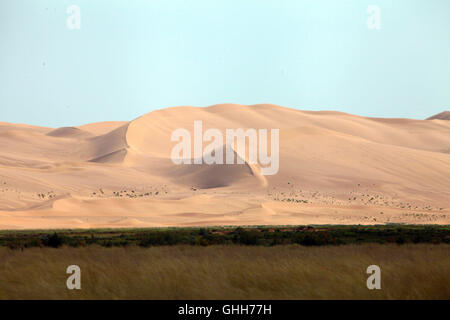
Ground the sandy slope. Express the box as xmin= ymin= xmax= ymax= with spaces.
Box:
xmin=427 ymin=111 xmax=450 ymax=121
xmin=0 ymin=104 xmax=449 ymax=229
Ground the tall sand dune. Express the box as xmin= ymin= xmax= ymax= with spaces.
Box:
xmin=0 ymin=104 xmax=449 ymax=229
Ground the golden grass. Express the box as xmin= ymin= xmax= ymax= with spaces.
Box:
xmin=0 ymin=244 xmax=448 ymax=300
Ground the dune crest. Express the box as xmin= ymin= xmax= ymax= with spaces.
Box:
xmin=427 ymin=111 xmax=450 ymax=121
xmin=46 ymin=127 xmax=93 ymax=138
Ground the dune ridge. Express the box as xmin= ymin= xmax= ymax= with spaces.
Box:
xmin=427 ymin=111 xmax=450 ymax=121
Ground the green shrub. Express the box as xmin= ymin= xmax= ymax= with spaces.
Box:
xmin=43 ymin=233 xmax=63 ymax=248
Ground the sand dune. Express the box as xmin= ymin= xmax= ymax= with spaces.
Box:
xmin=0 ymin=104 xmax=449 ymax=229
xmin=77 ymin=121 xmax=128 ymax=135
xmin=46 ymin=127 xmax=94 ymax=139
xmin=427 ymin=111 xmax=450 ymax=121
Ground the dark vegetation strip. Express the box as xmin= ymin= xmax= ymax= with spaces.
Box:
xmin=0 ymin=225 xmax=449 ymax=249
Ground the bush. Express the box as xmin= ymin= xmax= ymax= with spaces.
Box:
xmin=24 ymin=239 xmax=43 ymax=248
xmin=139 ymin=231 xmax=182 ymax=247
xmin=197 ymin=238 xmax=209 ymax=246
xmin=234 ymin=230 xmax=260 ymax=245
xmin=43 ymin=233 xmax=63 ymax=248
xmin=297 ymin=234 xmax=319 ymax=246
xmin=7 ymin=242 xmax=21 ymax=250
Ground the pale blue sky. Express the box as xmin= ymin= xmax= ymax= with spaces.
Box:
xmin=0 ymin=0 xmax=449 ymax=127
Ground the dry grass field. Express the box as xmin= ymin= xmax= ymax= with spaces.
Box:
xmin=0 ymin=244 xmax=448 ymax=300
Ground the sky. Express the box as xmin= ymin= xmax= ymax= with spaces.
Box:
xmin=0 ymin=0 xmax=449 ymax=127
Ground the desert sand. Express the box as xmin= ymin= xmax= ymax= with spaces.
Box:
xmin=0 ymin=104 xmax=449 ymax=229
